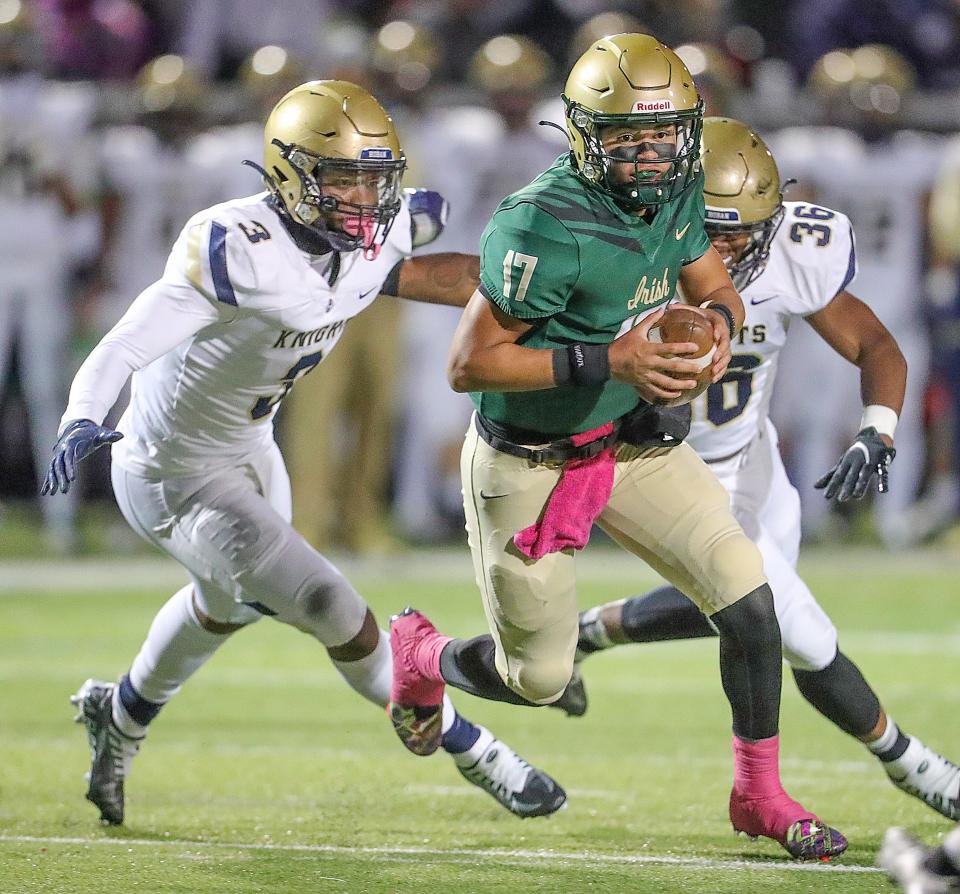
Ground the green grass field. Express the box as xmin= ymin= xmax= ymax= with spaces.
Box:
xmin=1 ymin=550 xmax=958 ymax=893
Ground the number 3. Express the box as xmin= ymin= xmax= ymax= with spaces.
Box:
xmin=502 ymin=250 xmax=539 ymax=302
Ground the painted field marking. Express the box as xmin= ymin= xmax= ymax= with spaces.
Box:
xmin=0 ymin=833 xmax=884 ymax=874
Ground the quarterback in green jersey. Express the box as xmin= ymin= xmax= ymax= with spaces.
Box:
xmin=387 ymin=33 xmax=846 ymax=860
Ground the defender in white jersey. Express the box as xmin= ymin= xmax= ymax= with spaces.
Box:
xmin=769 ymin=47 xmax=941 ymax=542
xmin=561 ymin=118 xmax=960 ymax=822
xmin=41 ymin=80 xmax=566 ymax=825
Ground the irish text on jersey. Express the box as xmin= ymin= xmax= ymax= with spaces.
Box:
xmin=628 ymin=267 xmax=671 ymax=310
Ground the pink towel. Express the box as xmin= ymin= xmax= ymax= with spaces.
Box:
xmin=513 ymin=423 xmax=616 ymax=560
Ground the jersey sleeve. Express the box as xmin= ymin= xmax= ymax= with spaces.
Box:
xmin=478 ymin=201 xmax=579 ymax=319
xmin=779 ymin=204 xmax=857 ymax=317
xmin=165 ymin=214 xmax=260 ymax=313
xmin=679 ymin=170 xmax=712 ymax=265
xmin=62 ymin=278 xmax=222 ymax=427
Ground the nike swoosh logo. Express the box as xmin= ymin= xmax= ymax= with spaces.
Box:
xmin=359 ymin=287 xmax=378 ymax=301
xmin=479 ymin=491 xmax=510 ymax=500
xmin=750 ymin=296 xmax=777 ymax=305
xmin=675 ymin=223 xmax=691 ymax=240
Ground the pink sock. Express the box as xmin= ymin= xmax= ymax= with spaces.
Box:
xmin=732 ymin=734 xmax=785 ymax=798
xmin=415 ymin=631 xmax=452 ymax=683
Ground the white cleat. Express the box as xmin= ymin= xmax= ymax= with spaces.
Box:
xmin=455 ymin=729 xmax=566 ymax=818
xmin=885 ymin=739 xmax=960 ymax=821
xmin=878 ymin=827 xmax=960 ymax=894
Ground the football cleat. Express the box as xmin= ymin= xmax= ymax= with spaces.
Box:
xmin=877 ymin=827 xmax=960 ymax=893
xmin=388 ymin=608 xmax=447 ymax=756
xmin=457 ymin=732 xmax=567 ymax=818
xmin=70 ymin=678 xmax=143 ymax=825
xmin=730 ymin=789 xmax=848 ymax=860
xmin=548 ymin=665 xmax=589 ymax=717
xmin=884 ymin=739 xmax=960 ymax=821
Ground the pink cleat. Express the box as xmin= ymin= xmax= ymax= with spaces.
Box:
xmin=730 ymin=790 xmax=848 ymax=860
xmin=729 ymin=735 xmax=847 ymax=860
xmin=387 ymin=608 xmax=450 ymax=756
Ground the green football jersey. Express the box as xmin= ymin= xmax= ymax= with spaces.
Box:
xmin=474 ymin=155 xmax=711 ymax=436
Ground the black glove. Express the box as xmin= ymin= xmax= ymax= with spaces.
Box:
xmin=814 ymin=426 xmax=895 ymax=502
xmin=40 ymin=419 xmax=123 ymax=496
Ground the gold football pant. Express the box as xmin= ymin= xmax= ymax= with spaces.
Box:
xmin=461 ymin=417 xmax=767 ymax=704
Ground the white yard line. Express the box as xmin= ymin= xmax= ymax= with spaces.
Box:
xmin=0 ymin=833 xmax=883 ymax=874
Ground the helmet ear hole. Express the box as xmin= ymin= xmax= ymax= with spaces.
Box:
xmin=273 ymin=166 xmax=289 ymax=183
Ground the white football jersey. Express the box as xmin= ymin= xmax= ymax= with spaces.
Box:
xmin=64 ymin=192 xmax=411 ymax=477
xmin=688 ymin=200 xmax=856 ymax=460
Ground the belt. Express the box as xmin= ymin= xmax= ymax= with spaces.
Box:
xmin=474 ymin=414 xmax=620 ymax=464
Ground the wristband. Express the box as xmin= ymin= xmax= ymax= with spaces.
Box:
xmin=567 ymin=343 xmax=610 ymax=385
xmin=860 ymin=405 xmax=898 ymax=440
xmin=552 ymin=348 xmax=572 ymax=386
xmin=705 ymin=302 xmax=736 ymax=339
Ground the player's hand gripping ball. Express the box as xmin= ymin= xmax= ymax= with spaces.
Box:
xmin=647 ymin=305 xmax=717 ymax=407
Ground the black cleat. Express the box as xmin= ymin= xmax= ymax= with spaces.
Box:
xmin=548 ymin=665 xmax=588 ymax=717
xmin=70 ymin=679 xmax=143 ymax=825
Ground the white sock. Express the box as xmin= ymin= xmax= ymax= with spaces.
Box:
xmin=332 ymin=629 xmax=392 ymax=707
xmin=127 ymin=585 xmax=233 ymax=706
xmin=441 ymin=693 xmax=455 ymax=734
xmin=449 ymin=724 xmax=495 ymax=769
xmin=111 ymin=688 xmax=148 ymax=739
xmin=867 ymin=716 xmax=901 ymax=756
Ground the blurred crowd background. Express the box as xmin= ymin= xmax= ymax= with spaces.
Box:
xmin=2 ymin=0 xmax=960 ymax=556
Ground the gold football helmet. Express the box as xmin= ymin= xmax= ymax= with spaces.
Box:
xmin=563 ymin=33 xmax=703 ymax=208
xmin=700 ymin=116 xmax=784 ymax=289
xmin=469 ymin=34 xmax=552 ymax=95
xmin=259 ymin=80 xmax=405 ymax=255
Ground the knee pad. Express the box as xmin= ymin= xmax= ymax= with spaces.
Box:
xmin=499 ymin=652 xmax=571 ymax=706
xmin=284 ymin=573 xmax=368 ymax=647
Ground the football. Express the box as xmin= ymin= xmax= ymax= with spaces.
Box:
xmin=647 ymin=305 xmax=717 ymax=407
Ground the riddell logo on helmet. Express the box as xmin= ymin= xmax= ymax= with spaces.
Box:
xmin=633 ymin=100 xmax=675 ymax=112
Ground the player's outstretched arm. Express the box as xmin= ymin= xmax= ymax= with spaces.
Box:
xmin=390 ymin=253 xmax=480 ymax=308
xmin=807 ymin=290 xmax=906 ymax=501
xmin=42 ymin=280 xmax=220 ymax=496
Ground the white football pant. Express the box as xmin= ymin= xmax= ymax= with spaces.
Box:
xmin=709 ymin=419 xmax=839 ymax=671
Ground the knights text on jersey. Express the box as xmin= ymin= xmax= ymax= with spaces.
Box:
xmin=474 ymin=156 xmax=711 ymax=435
xmin=112 ymin=192 xmax=412 ymax=477
xmin=687 ymin=201 xmax=856 ymax=460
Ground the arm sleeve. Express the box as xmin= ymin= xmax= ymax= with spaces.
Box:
xmin=478 ymin=201 xmax=579 ymax=320
xmin=61 ymin=278 xmax=222 ymax=428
